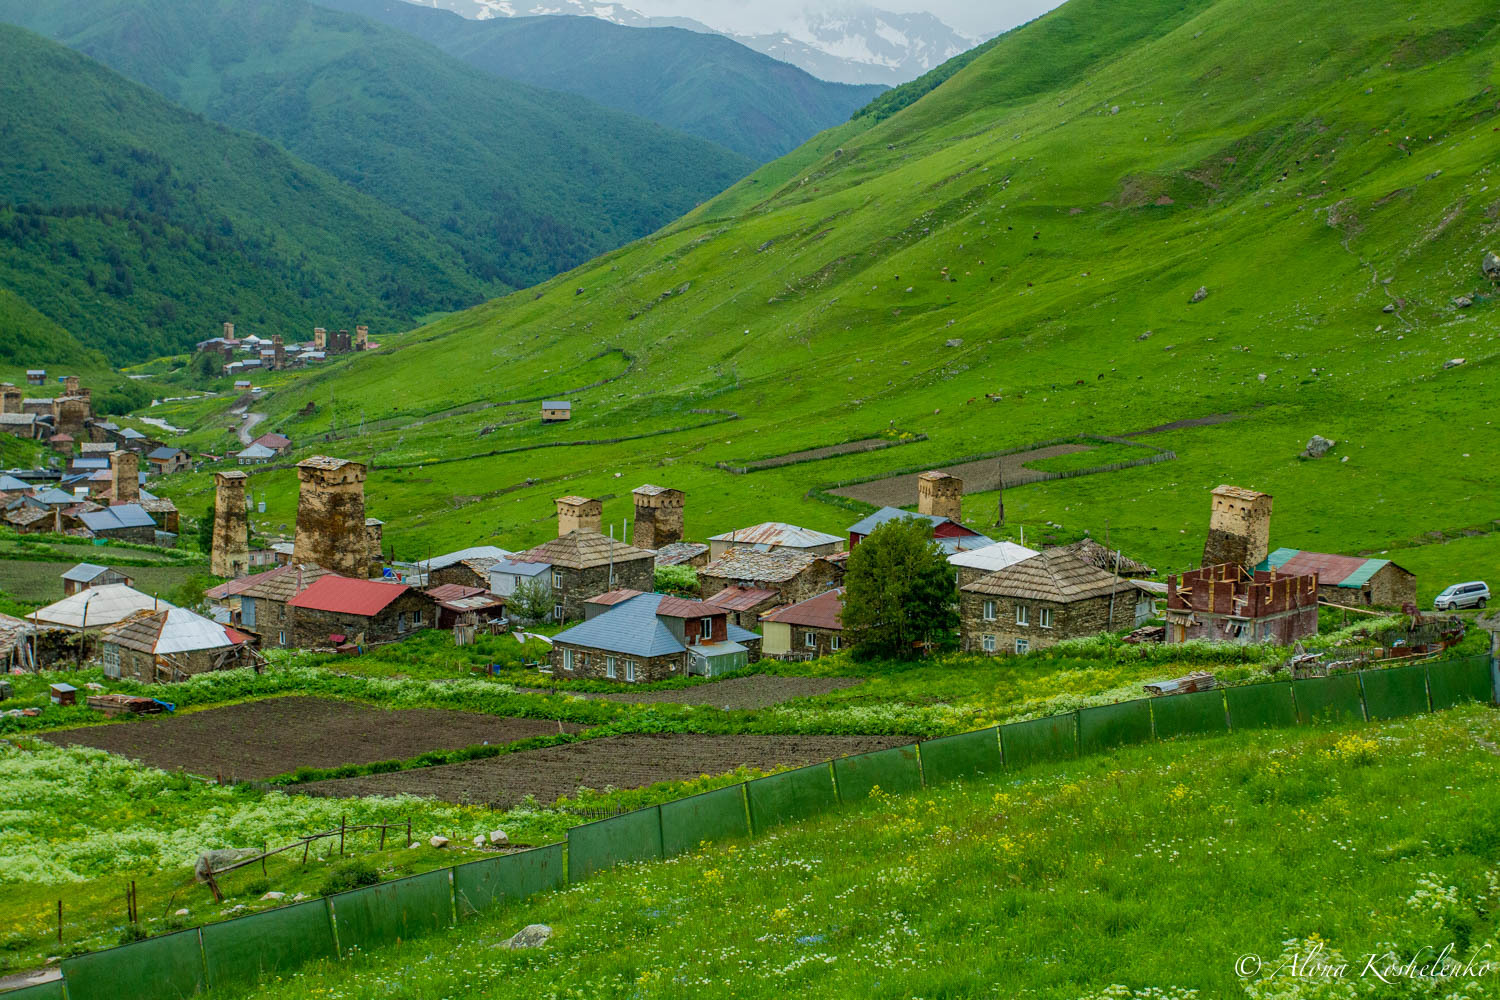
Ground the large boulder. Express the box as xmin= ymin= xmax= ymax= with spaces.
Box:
xmin=1190 ymin=286 xmax=1209 ymax=303
xmin=499 ymin=924 xmax=553 ymax=950
xmin=1483 ymin=252 xmax=1500 ymax=280
xmin=194 ymin=848 xmax=261 ymax=883
xmin=1302 ymin=435 xmax=1335 ymax=459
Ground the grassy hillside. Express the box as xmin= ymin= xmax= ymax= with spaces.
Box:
xmin=222 ymin=705 xmax=1500 ymax=998
xmin=0 ymin=24 xmax=489 ymax=361
xmin=0 ymin=0 xmax=752 ymax=302
xmin=316 ymin=0 xmax=886 ymax=162
xmin=147 ymin=0 xmax=1500 ymax=598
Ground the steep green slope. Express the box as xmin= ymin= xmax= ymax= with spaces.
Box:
xmin=0 ymin=0 xmax=753 ymax=295
xmin=313 ymin=0 xmax=885 ymax=162
xmin=0 ymin=288 xmax=151 ymax=413
xmin=152 ymin=0 xmax=1500 ymax=591
xmin=0 ymin=24 xmax=488 ymax=361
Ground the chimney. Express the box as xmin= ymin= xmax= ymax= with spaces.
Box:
xmin=916 ymin=470 xmax=963 ymax=521
xmin=111 ymin=450 xmax=139 ymax=504
xmin=555 ymin=496 xmax=603 ymax=537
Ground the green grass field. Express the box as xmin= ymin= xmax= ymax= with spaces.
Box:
xmin=130 ymin=0 xmax=1500 ymax=602
xmin=203 ymin=704 xmax=1500 ymax=999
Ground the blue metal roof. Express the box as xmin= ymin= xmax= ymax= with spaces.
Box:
xmin=61 ymin=563 xmax=109 ymax=583
xmin=490 ymin=557 xmax=549 ymax=578
xmin=80 ymin=504 xmax=156 ymax=532
xmin=849 ymin=506 xmax=947 ymax=536
xmin=553 ymin=593 xmax=685 ymax=658
xmin=0 ymin=475 xmax=30 ymax=491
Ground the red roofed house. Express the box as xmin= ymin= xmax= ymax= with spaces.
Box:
xmin=250 ymin=432 xmax=293 ymax=456
xmin=702 ymin=585 xmax=782 ymax=631
xmin=761 ymin=588 xmax=846 ymax=659
xmin=425 ymin=583 xmax=506 ymax=630
xmin=286 ymin=575 xmax=437 ymax=648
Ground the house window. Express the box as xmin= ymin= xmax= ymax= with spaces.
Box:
xmin=551 ymin=570 xmax=564 ymax=589
xmin=278 ymin=630 xmax=287 ymax=646
xmin=606 ymin=656 xmax=617 ymax=679
xmin=102 ymin=644 xmax=120 ymax=679
xmin=412 ymin=610 xmax=424 ymax=627
xmin=1015 ymin=605 xmax=1029 ymax=626
xmin=625 ymin=660 xmax=636 ymax=682
xmin=831 ymin=635 xmax=842 ymax=651
xmin=983 ymin=600 xmax=996 ymax=621
xmin=804 ymin=631 xmax=816 ymax=648
xmin=1015 ymin=638 xmax=1029 ymax=654
xmin=397 ymin=612 xmax=408 ymax=633
xmin=1039 ymin=607 xmax=1053 ymax=629
xmin=700 ymin=617 xmax=713 ymax=639
xmin=563 ymin=648 xmax=574 ymax=671
xmin=982 ymin=634 xmax=996 ymax=653
xmin=553 ymin=604 xmax=564 ymax=621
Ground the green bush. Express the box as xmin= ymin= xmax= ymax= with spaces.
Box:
xmin=319 ymin=859 xmax=381 ymax=896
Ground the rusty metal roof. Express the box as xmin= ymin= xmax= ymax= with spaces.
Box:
xmin=707 ymin=521 xmax=842 ymax=549
xmin=1259 ymin=548 xmax=1406 ymax=588
xmin=764 ymin=588 xmax=845 ymax=630
xmin=655 ymin=596 xmax=716 ymax=619
xmin=703 ymin=586 xmax=781 ymax=612
xmin=585 ymin=588 xmax=645 ymax=608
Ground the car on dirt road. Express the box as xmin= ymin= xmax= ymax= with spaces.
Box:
xmin=1434 ymin=581 xmax=1490 ymax=611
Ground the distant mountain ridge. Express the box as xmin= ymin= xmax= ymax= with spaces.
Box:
xmin=402 ymin=0 xmax=979 ymax=85
xmin=316 ymin=0 xmax=885 ymax=160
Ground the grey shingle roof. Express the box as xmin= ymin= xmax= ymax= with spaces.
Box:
xmin=61 ymin=563 xmax=109 ymax=584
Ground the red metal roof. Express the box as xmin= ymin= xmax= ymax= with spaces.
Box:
xmin=703 ymin=586 xmax=780 ymax=612
xmin=425 ymin=584 xmax=489 ymax=602
xmin=585 ymin=588 xmax=644 ymax=608
xmin=655 ymin=596 xmax=717 ymax=619
xmin=763 ymin=588 xmax=845 ymax=630
xmin=1272 ymin=550 xmax=1370 ymax=587
xmin=288 ymin=575 xmax=410 ymax=616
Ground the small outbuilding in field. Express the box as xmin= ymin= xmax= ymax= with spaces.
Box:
xmin=61 ymin=563 xmax=135 ymax=597
xmin=541 ymin=401 xmax=572 ymax=423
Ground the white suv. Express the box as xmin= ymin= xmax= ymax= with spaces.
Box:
xmin=1434 ymin=581 xmax=1489 ymax=611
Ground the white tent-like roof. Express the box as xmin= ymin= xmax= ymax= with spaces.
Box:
xmin=948 ymin=541 xmax=1040 ymax=575
xmin=154 ymin=607 xmax=235 ymax=654
xmin=29 ymin=585 xmax=177 ymax=630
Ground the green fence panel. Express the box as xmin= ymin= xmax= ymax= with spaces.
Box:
xmin=1150 ymin=690 xmax=1229 ymax=740
xmin=1428 ymin=656 xmax=1495 ymax=710
xmin=0 ymin=980 xmax=67 ymax=999
xmin=455 ymin=844 xmax=565 ymax=921
xmin=660 ymin=785 xmax=750 ymax=858
xmin=1360 ymin=664 xmax=1430 ymax=721
xmin=567 ymin=806 xmax=663 ymax=882
xmin=746 ymin=762 xmax=837 ymax=834
xmin=1293 ymin=674 xmax=1366 ymax=726
xmin=61 ymin=928 xmax=205 ymax=1000
xmin=1000 ymin=713 xmax=1078 ymax=769
xmin=1225 ymin=682 xmax=1297 ymax=729
xmin=834 ymin=745 xmax=924 ymax=803
xmin=917 ymin=728 xmax=1002 ymax=785
xmin=202 ymin=898 xmax=335 ymax=990
xmin=330 ymin=869 xmax=453 ymax=955
xmin=1078 ymin=700 xmax=1154 ymax=755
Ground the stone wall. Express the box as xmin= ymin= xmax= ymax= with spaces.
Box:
xmin=292 ymin=459 xmax=367 ymax=577
xmin=212 ymin=473 xmax=250 ymax=578
xmin=788 ymin=625 xmax=845 ymax=658
xmin=429 ymin=564 xmax=490 ymax=590
xmin=112 ymin=451 xmax=140 ymax=503
xmin=959 ymin=590 xmax=1132 ymax=655
xmin=549 ymin=641 xmax=684 ymax=683
xmin=288 ymin=590 xmax=437 ymax=649
xmin=553 ymin=557 xmax=654 ymax=621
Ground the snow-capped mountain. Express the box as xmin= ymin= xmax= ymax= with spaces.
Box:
xmin=402 ymin=0 xmax=978 ymax=85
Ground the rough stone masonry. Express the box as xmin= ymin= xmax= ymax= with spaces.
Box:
xmin=292 ymin=456 xmax=368 ymax=577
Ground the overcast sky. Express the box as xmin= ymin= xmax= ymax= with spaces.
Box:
xmin=630 ymin=1 xmax=1058 ymax=40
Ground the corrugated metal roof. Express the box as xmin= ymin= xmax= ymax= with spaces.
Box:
xmin=586 ymin=588 xmax=645 ymax=608
xmin=1259 ymin=548 xmax=1401 ymax=588
xmin=426 ymin=546 xmax=512 ymax=571
xmin=61 ymin=563 xmax=110 ymax=584
xmin=542 ymin=401 xmax=571 ymax=409
xmin=79 ymin=504 xmax=156 ymax=531
xmin=708 ymin=522 xmax=842 ymax=549
xmin=655 ymin=596 xmax=715 ymax=619
xmin=288 ymin=575 xmax=411 ymax=616
xmin=489 ymin=557 xmax=550 ymax=578
xmin=763 ymin=588 xmax=844 ymax=630
xmin=703 ymin=586 xmax=781 ymax=612
xmin=949 ymin=541 xmax=1040 ymax=573
xmin=30 ymin=585 xmax=176 ymax=629
xmin=553 ymin=593 xmax=685 ymax=658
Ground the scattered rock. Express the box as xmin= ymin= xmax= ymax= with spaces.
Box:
xmin=498 ymin=924 xmax=553 ymax=950
xmin=1381 ymin=303 xmax=1395 ymax=313
xmin=260 ymin=891 xmax=286 ymax=902
xmin=1341 ymin=456 xmax=1349 ymax=463
xmin=429 ymin=835 xmax=451 ymax=849
xmin=1484 ymin=252 xmax=1500 ymax=280
xmin=408 ymin=842 xmax=422 ymax=850
xmin=574 ymin=287 xmax=583 ymax=296
xmin=1302 ymin=435 xmax=1335 ymax=459
xmin=194 ymin=848 xmax=261 ymax=883
xmin=1190 ymin=286 xmax=1209 ymax=303
xmin=175 ymin=909 xmax=190 ymax=917
xmin=1136 ymin=330 xmax=1153 ymax=341
xmin=292 ymin=893 xmax=309 ymax=902
xmin=1454 ymin=295 xmax=1473 ymax=308
xmin=1444 ymin=358 xmax=1466 ymax=369
xmin=489 ymin=829 xmax=509 ymax=846
xmin=1257 ymin=373 xmax=1267 ymax=382
xmin=945 ymin=338 xmax=963 ymax=348
xmin=1110 ymin=105 xmax=1121 ymax=115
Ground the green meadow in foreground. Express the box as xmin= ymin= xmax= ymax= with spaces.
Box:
xmin=137 ymin=0 xmax=1500 ymax=597
xmin=210 ymin=705 xmax=1500 ymax=1000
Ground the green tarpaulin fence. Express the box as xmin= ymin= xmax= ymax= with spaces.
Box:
xmin=1359 ymin=663 xmax=1430 ymax=720
xmin=918 ymin=727 xmax=1002 ymax=785
xmin=0 ymin=981 xmax=66 ymax=999
xmin=330 ymin=869 xmax=453 ymax=955
xmin=455 ymin=845 xmax=565 ymax=921
xmin=660 ymin=785 xmax=751 ymax=858
xmin=202 ymin=898 xmax=336 ymax=989
xmin=1225 ymin=682 xmax=1297 ymax=729
xmin=1078 ymin=699 xmax=1154 ymax=754
xmin=567 ymin=806 xmax=663 ymax=882
xmin=1293 ymin=673 xmax=1365 ymax=725
xmin=1427 ymin=655 xmax=1494 ymax=710
xmin=61 ymin=928 xmax=205 ymax=1000
xmin=833 ymin=745 xmax=924 ymax=802
xmin=1150 ymin=689 xmax=1229 ymax=740
xmin=746 ymin=762 xmax=838 ymax=833
xmin=1000 ymin=713 xmax=1078 ymax=769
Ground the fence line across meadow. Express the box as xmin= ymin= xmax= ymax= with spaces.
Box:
xmin=9 ymin=654 xmax=1496 ymax=1000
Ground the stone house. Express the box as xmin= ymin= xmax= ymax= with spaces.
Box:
xmin=1257 ymin=548 xmax=1416 ymax=609
xmin=78 ymin=503 xmax=158 ymax=544
xmin=98 ymin=607 xmax=254 ymax=684
xmin=509 ymin=532 xmax=655 ymax=622
xmin=707 ymin=522 xmax=843 ymax=561
xmin=425 ymin=546 xmax=512 ymax=590
xmin=654 ymin=541 xmax=710 ymax=569
xmin=761 ymin=588 xmax=846 ymax=659
xmin=959 ymin=549 xmax=1135 ymax=656
xmin=250 ymin=432 xmax=293 ymax=456
xmin=426 ymin=584 xmax=506 ymax=630
xmin=702 ymin=585 xmax=782 ymax=631
xmin=146 ymin=447 xmax=191 ymax=476
xmin=210 ymin=564 xmax=330 ymax=648
xmin=1165 ymin=563 xmax=1319 ymax=645
xmin=550 ymin=593 xmax=761 ymax=682
xmin=700 ymin=547 xmax=843 ymax=607
xmin=286 ymin=575 xmax=437 ymax=648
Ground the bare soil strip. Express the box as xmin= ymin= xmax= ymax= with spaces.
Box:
xmin=520 ymin=675 xmax=863 ymax=710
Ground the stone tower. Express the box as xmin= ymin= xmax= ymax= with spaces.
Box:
xmin=211 ymin=471 xmax=250 ymax=578
xmin=292 ymin=456 xmax=368 ymax=577
xmin=355 ymin=325 xmax=369 ymax=350
xmin=272 ymin=336 xmax=286 ymax=371
xmin=313 ymin=327 xmax=327 ymax=350
xmin=111 ymin=450 xmax=139 ymax=504
xmin=1202 ymin=485 xmax=1274 ymax=569
xmin=917 ymin=470 xmax=963 ymax=522
xmin=223 ymin=322 xmax=236 ymax=341
xmin=631 ymin=485 xmax=685 ymax=550
xmin=0 ymin=384 xmax=21 ymax=414
xmin=63 ymin=375 xmax=80 ymax=396
xmin=364 ymin=517 xmax=384 ymax=577
xmin=556 ymin=496 xmax=603 ymax=537
xmin=52 ymin=397 xmax=90 ymax=440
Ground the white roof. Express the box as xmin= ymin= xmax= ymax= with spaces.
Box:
xmin=427 ymin=545 xmax=512 ymax=571
xmin=154 ymin=607 xmax=235 ymax=654
xmin=949 ymin=541 xmax=1040 ymax=574
xmin=29 ymin=585 xmax=177 ymax=629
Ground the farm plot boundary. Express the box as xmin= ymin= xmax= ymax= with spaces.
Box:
xmin=717 ymin=433 xmax=929 ymax=475
xmin=24 ymin=655 xmax=1495 ymax=1000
